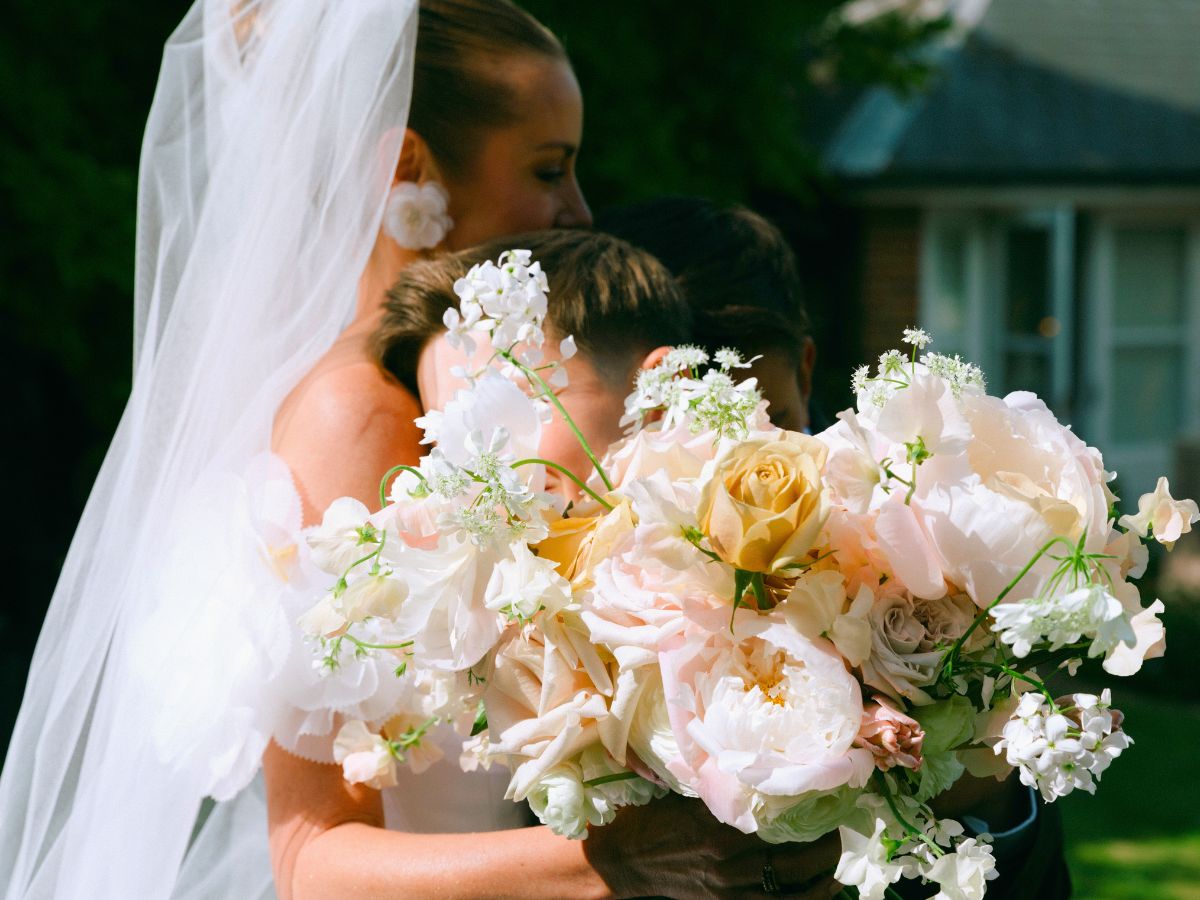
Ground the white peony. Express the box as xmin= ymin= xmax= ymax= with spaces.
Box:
xmin=661 ymin=617 xmax=873 ymax=832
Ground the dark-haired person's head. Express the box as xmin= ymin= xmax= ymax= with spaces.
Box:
xmin=597 ymin=197 xmax=815 ymax=433
xmin=374 ymin=229 xmax=691 ymax=498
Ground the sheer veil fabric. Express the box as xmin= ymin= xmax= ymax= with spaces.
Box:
xmin=0 ymin=1 xmax=419 ymax=896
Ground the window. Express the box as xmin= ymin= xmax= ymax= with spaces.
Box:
xmin=1082 ymin=217 xmax=1200 ymax=498
xmin=920 ymin=208 xmax=1074 ymax=414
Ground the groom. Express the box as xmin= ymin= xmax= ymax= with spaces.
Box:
xmin=600 ymin=196 xmax=1073 ymax=900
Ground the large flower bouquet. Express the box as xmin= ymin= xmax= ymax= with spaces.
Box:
xmin=298 ymin=249 xmax=1196 ymax=898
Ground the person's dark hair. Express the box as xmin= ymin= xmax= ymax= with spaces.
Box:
xmin=412 ymin=0 xmax=567 ymax=176
xmin=596 ymin=197 xmax=809 ymax=362
xmin=374 ymin=230 xmax=692 ymax=396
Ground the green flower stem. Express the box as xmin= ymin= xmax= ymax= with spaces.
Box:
xmin=582 ymin=771 xmax=642 ymax=788
xmin=342 ymin=633 xmax=415 ymax=652
xmin=938 ymin=535 xmax=1077 ymax=681
xmin=962 ymin=660 xmax=1056 ymax=705
xmin=378 ymin=463 xmax=427 ymax=509
xmin=872 ymin=771 xmax=943 ymax=859
xmin=505 ymin=352 xmax=614 ymax=492
xmin=511 ymin=457 xmax=613 ymax=511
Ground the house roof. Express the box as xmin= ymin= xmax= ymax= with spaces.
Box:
xmin=824 ymin=0 xmax=1200 ymax=184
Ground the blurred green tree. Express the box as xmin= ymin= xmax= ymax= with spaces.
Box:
xmin=523 ymin=0 xmax=949 ymax=204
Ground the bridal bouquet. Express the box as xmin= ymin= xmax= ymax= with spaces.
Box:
xmin=298 ymin=249 xmax=1196 ymax=898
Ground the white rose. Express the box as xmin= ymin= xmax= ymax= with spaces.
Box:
xmin=384 ymin=181 xmax=453 ymax=250
xmin=756 ymin=785 xmax=863 ymax=844
xmin=526 ymin=764 xmax=590 ymax=839
xmin=860 ymin=594 xmax=941 ymax=704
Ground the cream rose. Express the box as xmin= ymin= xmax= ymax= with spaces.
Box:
xmin=698 ymin=432 xmax=830 ymax=574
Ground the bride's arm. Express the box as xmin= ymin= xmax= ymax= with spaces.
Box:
xmin=263 ymin=740 xmax=613 ymax=900
xmin=264 ymin=740 xmax=843 ymax=900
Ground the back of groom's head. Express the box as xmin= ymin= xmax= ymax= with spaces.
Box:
xmin=374 ymin=229 xmax=692 ymax=397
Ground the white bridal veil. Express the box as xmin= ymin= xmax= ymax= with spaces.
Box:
xmin=0 ymin=1 xmax=418 ymax=896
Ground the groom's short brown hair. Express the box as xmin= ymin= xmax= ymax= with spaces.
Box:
xmin=374 ymin=230 xmax=692 ymax=396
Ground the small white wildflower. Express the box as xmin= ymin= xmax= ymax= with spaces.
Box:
xmin=851 ymin=364 xmax=871 ymax=394
xmin=877 ymin=349 xmax=908 ymax=377
xmin=713 ymin=347 xmax=752 ymax=370
xmin=559 ymin=335 xmax=578 ymax=360
xmin=662 ymin=345 xmax=709 ymax=374
xmin=902 ymin=327 xmax=933 ymax=349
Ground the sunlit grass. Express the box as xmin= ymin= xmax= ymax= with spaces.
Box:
xmin=1060 ymin=690 xmax=1200 ymax=899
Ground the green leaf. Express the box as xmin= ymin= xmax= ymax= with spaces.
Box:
xmin=911 ymin=695 xmax=974 ymax=802
xmin=470 ymin=701 xmax=488 ymax=737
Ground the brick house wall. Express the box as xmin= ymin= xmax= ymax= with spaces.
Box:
xmin=856 ymin=207 xmax=921 ymax=366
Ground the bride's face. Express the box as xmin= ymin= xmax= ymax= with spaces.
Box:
xmin=441 ymin=57 xmax=592 ymax=247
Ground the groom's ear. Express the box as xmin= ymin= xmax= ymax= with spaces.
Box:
xmin=395 ymin=128 xmax=442 ymax=186
xmin=636 ymin=346 xmax=674 ymax=426
xmin=638 ymin=345 xmax=672 ymax=373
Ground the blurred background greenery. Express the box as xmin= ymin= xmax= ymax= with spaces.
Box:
xmin=2 ymin=1 xmax=1197 ymax=895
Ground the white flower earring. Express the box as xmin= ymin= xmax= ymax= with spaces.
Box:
xmin=383 ymin=181 xmax=453 ymax=250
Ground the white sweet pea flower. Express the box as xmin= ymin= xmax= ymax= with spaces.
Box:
xmin=780 ymin=571 xmax=873 ymax=667
xmin=306 ymin=497 xmax=374 ymax=574
xmin=875 ymin=371 xmax=971 ymax=457
xmin=333 ymin=720 xmax=398 ymax=789
xmin=1119 ymin=476 xmax=1199 ymax=550
xmin=994 ymin=690 xmax=1129 ymax=802
xmin=484 ymin=540 xmax=572 ymax=622
xmin=990 ymin=583 xmax=1134 ymax=660
xmin=926 ymin=837 xmax=997 ymax=900
xmin=835 ymin=818 xmax=913 ymax=900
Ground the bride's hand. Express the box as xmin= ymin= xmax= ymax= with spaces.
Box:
xmin=584 ymin=792 xmax=842 ymax=900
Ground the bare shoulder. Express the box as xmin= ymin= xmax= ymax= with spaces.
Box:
xmin=274 ymin=349 xmax=423 ymax=520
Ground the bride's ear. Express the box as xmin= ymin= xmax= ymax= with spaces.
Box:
xmin=394 ymin=128 xmax=442 ymax=186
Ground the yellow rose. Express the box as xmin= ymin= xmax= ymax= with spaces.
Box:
xmin=535 ymin=501 xmax=634 ymax=589
xmin=698 ymin=432 xmax=829 ymax=574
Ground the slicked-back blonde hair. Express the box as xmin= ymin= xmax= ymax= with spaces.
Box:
xmin=412 ymin=0 xmax=566 ymax=176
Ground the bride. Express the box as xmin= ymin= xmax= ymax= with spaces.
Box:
xmin=1 ymin=1 xmax=838 ymax=897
